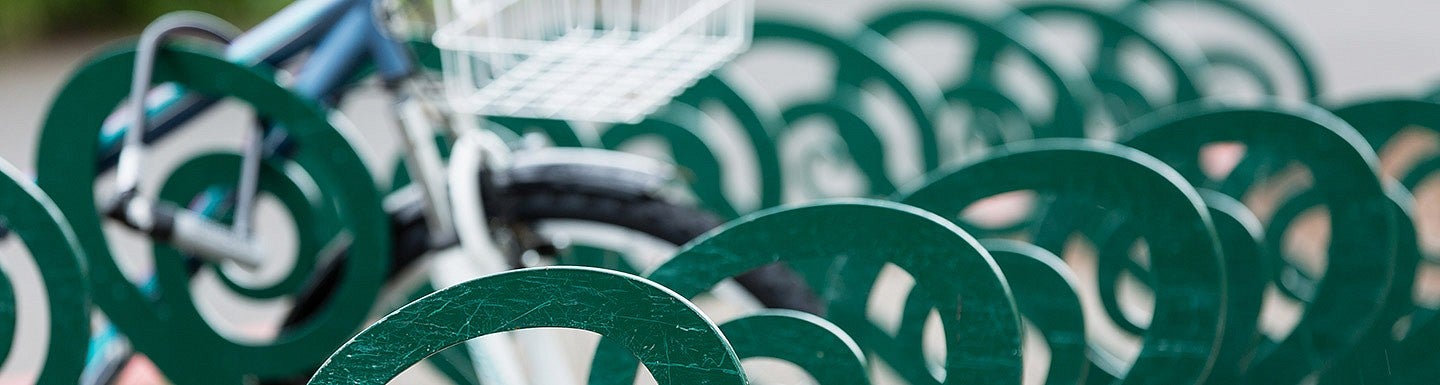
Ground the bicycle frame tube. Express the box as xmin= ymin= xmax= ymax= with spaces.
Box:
xmin=292 ymin=0 xmax=414 ymax=100
xmin=93 ymin=0 xmax=414 ymax=170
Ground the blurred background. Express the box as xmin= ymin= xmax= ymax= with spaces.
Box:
xmin=4 ymin=0 xmax=1440 ymax=384
xmin=6 ymin=0 xmax=1440 ymax=170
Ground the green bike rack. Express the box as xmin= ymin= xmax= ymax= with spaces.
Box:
xmin=450 ymin=19 xmax=955 ymax=213
xmin=1333 ymin=98 xmax=1440 ymax=261
xmin=451 ymin=77 xmax=787 ymax=220
xmin=1426 ymin=84 xmax=1440 ymax=102
xmin=1089 ymin=0 xmax=1324 ymax=198
xmin=307 ymin=266 xmax=747 ymax=385
xmin=35 ymin=43 xmax=389 ymax=383
xmin=719 ymin=310 xmax=871 ymax=385
xmin=751 ymin=18 xmax=948 ymax=197
xmin=1120 ymin=100 xmax=1396 ymax=383
xmin=1318 ymin=97 xmax=1440 ymax=382
xmin=586 ymin=300 xmax=872 ymax=385
xmin=1081 ymin=189 xmax=1267 ymax=384
xmin=1136 ymin=0 xmax=1324 ymax=102
xmin=154 ymin=152 xmax=337 ymax=299
xmin=486 ymin=73 xmax=789 ymax=220
xmin=668 ymin=72 xmax=791 ymax=214
xmin=1392 ymin=255 xmax=1440 ymax=385
xmin=864 ymin=5 xmax=1101 ymax=237
xmin=1018 ymin=3 xmax=1207 ymax=126
xmin=590 ymin=200 xmax=1023 ymax=385
xmin=0 ymin=269 xmax=9 ymax=368
xmin=1194 ymin=191 xmax=1266 ymax=384
xmin=0 ymin=158 xmax=90 ymax=384
xmin=865 ymin=5 xmax=1095 ymax=141
xmin=386 ymin=282 xmax=486 ymax=385
xmin=896 ymin=139 xmax=1223 ymax=385
xmin=780 ymin=90 xmax=901 ymax=197
xmin=1305 ymin=184 xmax=1418 ymax=384
xmin=602 ymin=104 xmax=744 ymax=219
xmin=978 ymin=239 xmax=1088 ymax=385
xmin=1193 ymin=48 xmax=1280 ymax=96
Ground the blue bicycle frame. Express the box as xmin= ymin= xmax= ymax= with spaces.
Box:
xmin=95 ymin=0 xmax=416 ymax=172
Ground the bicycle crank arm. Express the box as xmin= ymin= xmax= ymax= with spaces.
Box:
xmin=104 ymin=193 xmax=266 ymax=270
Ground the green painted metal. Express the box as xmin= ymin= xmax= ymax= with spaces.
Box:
xmin=1192 ymin=191 xmax=1266 ymax=384
xmin=1425 ymin=85 xmax=1440 ymax=103
xmin=1018 ymin=3 xmax=1207 ymax=125
xmin=896 ymin=139 xmax=1223 ymax=385
xmin=1268 ymin=186 xmax=1425 ymax=384
xmin=603 ymin=104 xmax=743 ymax=218
xmin=485 ymin=75 xmax=788 ymax=219
xmin=865 ymin=5 xmax=1094 ymax=140
xmin=1309 ymin=98 xmax=1440 ymax=382
xmin=590 ymin=200 xmax=1023 ymax=385
xmin=979 ymin=239 xmax=1088 ymax=385
xmin=1259 ymin=189 xmax=1325 ymax=300
xmin=18 ymin=2 xmax=1433 ymax=383
xmin=859 ymin=239 xmax=1088 ymax=384
xmin=1120 ymin=100 xmax=1395 ymax=384
xmin=1331 ymin=98 xmax=1440 ymax=157
xmin=425 ymin=345 xmax=482 ymax=385
xmin=780 ymin=92 xmax=898 ymax=197
xmin=0 ymin=266 xmax=11 ymax=367
xmin=1393 ymin=279 xmax=1440 ymax=384
xmin=674 ymin=73 xmax=788 ymax=212
xmin=35 ymin=44 xmax=389 ymax=383
xmin=719 ymin=310 xmax=870 ymax=385
xmin=1310 ymin=183 xmax=1419 ymax=384
xmin=1194 ymin=48 xmax=1280 ymax=96
xmin=155 ymin=152 xmax=333 ymax=299
xmin=1332 ymin=98 xmax=1440 ymax=259
xmin=863 ymin=5 xmax=1100 ymax=237
xmin=1136 ymin=0 xmax=1324 ymax=102
xmin=307 ymin=266 xmax=746 ymax=385
xmin=0 ymin=158 xmax=90 ymax=384
xmin=800 ymin=19 xmax=948 ymax=171
xmin=1081 ymin=189 xmax=1266 ymax=384
xmin=477 ymin=73 xmax=789 ymax=219
xmin=753 ymin=19 xmax=947 ymax=197
xmin=399 ymin=283 xmax=483 ymax=385
xmin=1084 ymin=219 xmax=1152 ymax=337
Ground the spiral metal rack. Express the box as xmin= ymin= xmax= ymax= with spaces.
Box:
xmin=2 ymin=0 xmax=1439 ymax=384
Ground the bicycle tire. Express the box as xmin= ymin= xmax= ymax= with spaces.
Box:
xmin=484 ymin=159 xmax=823 ymax=314
xmin=282 ymin=153 xmax=822 ymax=331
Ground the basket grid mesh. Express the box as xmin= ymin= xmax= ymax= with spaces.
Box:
xmin=434 ymin=0 xmax=751 ymax=123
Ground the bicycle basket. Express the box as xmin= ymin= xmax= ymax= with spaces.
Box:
xmin=432 ymin=0 xmax=753 ymax=123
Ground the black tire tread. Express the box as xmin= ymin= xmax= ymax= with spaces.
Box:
xmin=486 ymin=168 xmax=822 ymax=314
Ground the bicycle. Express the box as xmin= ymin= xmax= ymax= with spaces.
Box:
xmin=26 ymin=0 xmax=817 ymax=383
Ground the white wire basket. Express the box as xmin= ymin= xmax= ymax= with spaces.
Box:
xmin=432 ymin=0 xmax=753 ymax=123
